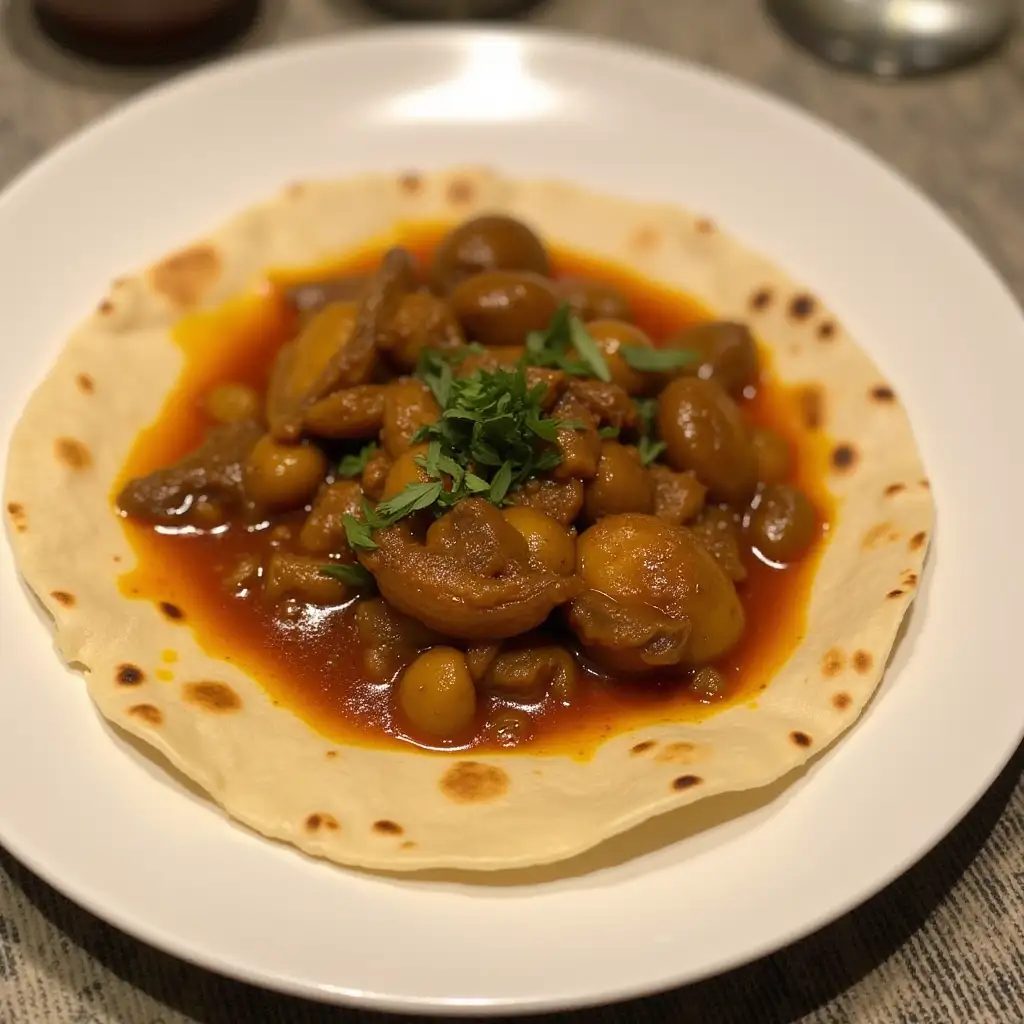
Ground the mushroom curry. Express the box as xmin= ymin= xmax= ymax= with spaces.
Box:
xmin=115 ymin=215 xmax=830 ymax=752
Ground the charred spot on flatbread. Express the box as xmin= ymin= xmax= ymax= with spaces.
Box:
xmin=671 ymin=774 xmax=702 ymax=791
xmin=440 ymin=762 xmax=509 ymax=804
xmin=655 ymin=742 xmax=702 ymax=765
xmin=631 ymin=225 xmax=660 ymax=252
xmin=831 ymin=443 xmax=857 ymax=472
xmin=150 ymin=243 xmax=220 ymax=309
xmin=117 ymin=664 xmax=144 ymax=686
xmin=55 ymin=437 xmax=92 ymax=470
xmin=183 ymin=681 xmax=242 ymax=713
xmin=821 ymin=648 xmax=845 ymax=677
xmin=128 ymin=703 xmax=163 ymax=726
xmin=862 ymin=521 xmax=900 ymax=551
xmin=398 ymin=172 xmax=423 ymax=195
xmin=305 ymin=813 xmax=339 ymax=832
xmin=852 ymin=650 xmax=873 ymax=674
xmin=446 ymin=176 xmax=476 ymax=206
xmin=789 ymin=294 xmax=816 ymax=320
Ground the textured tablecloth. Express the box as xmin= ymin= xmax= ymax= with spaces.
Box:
xmin=1 ymin=1 xmax=1023 ymax=1021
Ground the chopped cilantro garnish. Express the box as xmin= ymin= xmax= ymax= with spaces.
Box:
xmin=320 ymin=562 xmax=376 ymax=587
xmin=620 ymin=345 xmax=698 ymax=372
xmin=341 ymin=350 xmax=574 ymax=550
xmin=337 ymin=441 xmax=378 ymax=478
xmin=524 ymin=303 xmax=612 ymax=382
xmin=637 ymin=436 xmax=667 ymax=467
xmin=633 ymin=397 xmax=658 ymax=438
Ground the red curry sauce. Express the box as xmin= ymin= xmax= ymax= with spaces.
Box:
xmin=116 ymin=224 xmax=834 ymax=759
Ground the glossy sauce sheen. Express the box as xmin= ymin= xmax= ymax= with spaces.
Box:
xmin=117 ymin=224 xmax=835 ymax=759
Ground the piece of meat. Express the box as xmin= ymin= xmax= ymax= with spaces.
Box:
xmin=359 ymin=499 xmax=581 ymax=641
xmin=116 ymin=420 xmax=262 ymax=529
xmin=568 ymin=589 xmax=692 ymax=672
xmin=267 ymin=248 xmax=417 ymax=440
xmin=355 ymin=596 xmax=442 ymax=683
xmin=298 ymin=480 xmax=364 ymax=557
xmin=381 ymin=378 xmax=441 ymax=459
xmin=567 ymin=379 xmax=637 ymax=431
xmin=507 ymin=477 xmax=584 ymax=526
xmin=551 ymin=392 xmax=601 ymax=481
xmin=650 ymin=465 xmax=707 ymax=526
xmin=361 ymin=447 xmax=392 ymax=501
xmin=263 ymin=553 xmax=351 ymax=605
xmin=304 ymin=385 xmax=387 ymax=439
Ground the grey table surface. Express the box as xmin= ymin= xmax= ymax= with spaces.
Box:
xmin=1 ymin=1 xmax=1022 ymax=1022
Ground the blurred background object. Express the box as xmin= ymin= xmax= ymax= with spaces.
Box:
xmin=33 ymin=0 xmax=260 ymax=64
xmin=766 ymin=0 xmax=1016 ymax=76
xmin=361 ymin=0 xmax=545 ymax=15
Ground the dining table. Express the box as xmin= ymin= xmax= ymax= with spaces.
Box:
xmin=0 ymin=1 xmax=1022 ymax=1021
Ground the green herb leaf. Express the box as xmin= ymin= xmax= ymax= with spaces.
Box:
xmin=525 ymin=413 xmax=560 ymax=442
xmin=599 ymin=425 xmax=620 ymax=439
xmin=416 ymin=348 xmax=456 ymax=407
xmin=360 ymin=499 xmax=389 ymax=531
xmin=637 ymin=436 xmax=667 ymax=467
xmin=337 ymin=442 xmax=378 ymax=478
xmin=320 ymin=562 xmax=376 ymax=588
xmin=620 ymin=345 xmax=699 ymax=372
xmin=524 ymin=303 xmax=611 ymax=381
xmin=633 ymin=397 xmax=658 ymax=438
xmin=568 ymin=315 xmax=612 ymax=382
xmin=363 ymin=346 xmax=579 ymax=530
xmin=342 ymin=513 xmax=377 ymax=551
xmin=377 ymin=481 xmax=443 ymax=520
xmin=489 ymin=461 xmax=513 ymax=504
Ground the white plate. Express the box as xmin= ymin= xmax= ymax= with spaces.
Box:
xmin=1 ymin=27 xmax=1022 ymax=1015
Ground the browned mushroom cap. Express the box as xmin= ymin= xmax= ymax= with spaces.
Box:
xmin=666 ymin=321 xmax=759 ymax=398
xmin=431 ymin=214 xmax=550 ymax=294
xmin=657 ymin=377 xmax=758 ymax=504
xmin=573 ymin=513 xmax=745 ymax=665
xmin=449 ymin=271 xmax=560 ymax=348
xmin=557 ymin=278 xmax=632 ymax=324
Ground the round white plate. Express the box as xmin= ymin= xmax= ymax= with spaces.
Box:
xmin=1 ymin=27 xmax=1022 ymax=1015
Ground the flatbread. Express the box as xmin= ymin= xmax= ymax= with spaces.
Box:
xmin=3 ymin=168 xmax=933 ymax=870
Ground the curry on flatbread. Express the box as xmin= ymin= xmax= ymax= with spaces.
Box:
xmin=4 ymin=169 xmax=932 ymax=870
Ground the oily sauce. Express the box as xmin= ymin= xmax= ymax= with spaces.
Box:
xmin=117 ymin=223 xmax=835 ymax=759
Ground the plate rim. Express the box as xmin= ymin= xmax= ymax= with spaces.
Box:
xmin=1 ymin=24 xmax=1022 ymax=1014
